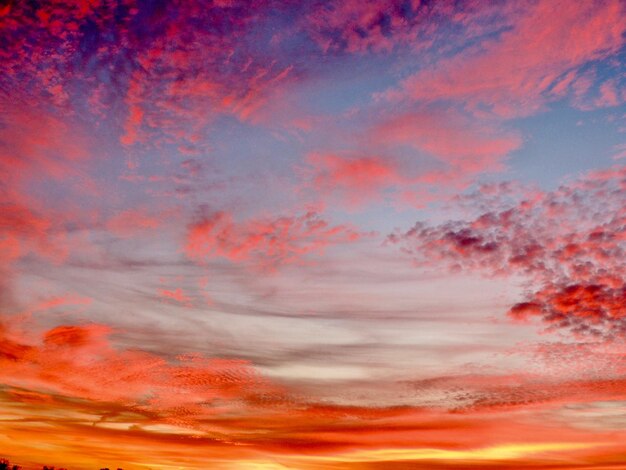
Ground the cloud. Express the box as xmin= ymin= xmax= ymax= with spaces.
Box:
xmin=106 ymin=208 xmax=162 ymax=238
xmin=384 ymin=0 xmax=625 ymax=117
xmin=509 ymin=283 xmax=626 ymax=338
xmin=157 ymin=288 xmax=192 ymax=307
xmin=185 ymin=210 xmax=363 ymax=270
xmin=0 ymin=202 xmax=67 ymax=265
xmin=2 ymin=315 xmax=626 ymax=469
xmin=0 ymin=318 xmax=268 ymax=417
xmin=389 ymin=165 xmax=626 ymax=339
xmin=300 ymin=109 xmax=522 ymax=208
xmin=302 ymin=153 xmax=407 ymax=207
xmin=371 ymin=109 xmax=522 ymax=172
xmin=304 ymin=0 xmax=433 ymax=54
xmin=0 ymin=109 xmax=91 ymax=187
xmin=114 ymin=2 xmax=299 ymax=149
xmin=1 ymin=1 xmax=625 ymax=468
xmin=1 ymin=0 xmax=302 ymax=156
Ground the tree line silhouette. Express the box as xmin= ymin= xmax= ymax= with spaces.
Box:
xmin=1 ymin=458 xmax=122 ymax=470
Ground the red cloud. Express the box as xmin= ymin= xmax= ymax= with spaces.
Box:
xmin=389 ymin=165 xmax=626 ymax=339
xmin=509 ymin=283 xmax=626 ymax=338
xmin=185 ymin=210 xmax=362 ymax=270
xmin=44 ymin=324 xmax=108 ymax=348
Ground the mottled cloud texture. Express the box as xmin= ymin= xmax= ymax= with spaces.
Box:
xmin=389 ymin=167 xmax=626 ymax=339
xmin=1 ymin=0 xmax=626 ymax=468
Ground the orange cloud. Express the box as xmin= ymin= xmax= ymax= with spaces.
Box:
xmin=2 ymin=314 xmax=626 ymax=469
xmin=0 ymin=319 xmax=268 ymax=417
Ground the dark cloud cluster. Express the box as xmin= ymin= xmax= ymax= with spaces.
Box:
xmin=389 ymin=166 xmax=626 ymax=339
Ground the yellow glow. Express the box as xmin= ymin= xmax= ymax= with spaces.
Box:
xmin=231 ymin=464 xmax=289 ymax=470
xmin=303 ymin=442 xmax=605 ymax=463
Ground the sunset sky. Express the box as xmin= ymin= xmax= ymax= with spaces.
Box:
xmin=1 ymin=1 xmax=626 ymax=469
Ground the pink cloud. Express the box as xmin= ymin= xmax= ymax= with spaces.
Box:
xmin=385 ymin=0 xmax=625 ymax=117
xmin=0 ymin=106 xmax=98 ymax=271
xmin=371 ymin=109 xmax=522 ymax=171
xmin=158 ymin=288 xmax=192 ymax=307
xmin=106 ymin=208 xmax=162 ymax=238
xmin=0 ymin=110 xmax=90 ymax=183
xmin=300 ymin=109 xmax=521 ymax=208
xmin=117 ymin=6 xmax=298 ymax=150
xmin=186 ymin=210 xmax=363 ymax=270
xmin=305 ymin=0 xmax=426 ymax=54
xmin=302 ymin=0 xmax=507 ymax=56
xmin=303 ymin=153 xmax=406 ymax=207
xmin=0 ymin=202 xmax=68 ymax=265
xmin=28 ymin=294 xmax=93 ymax=314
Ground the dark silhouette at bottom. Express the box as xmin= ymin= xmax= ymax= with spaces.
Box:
xmin=1 ymin=458 xmax=122 ymax=470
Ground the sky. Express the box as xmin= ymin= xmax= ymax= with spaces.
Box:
xmin=1 ymin=0 xmax=626 ymax=469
